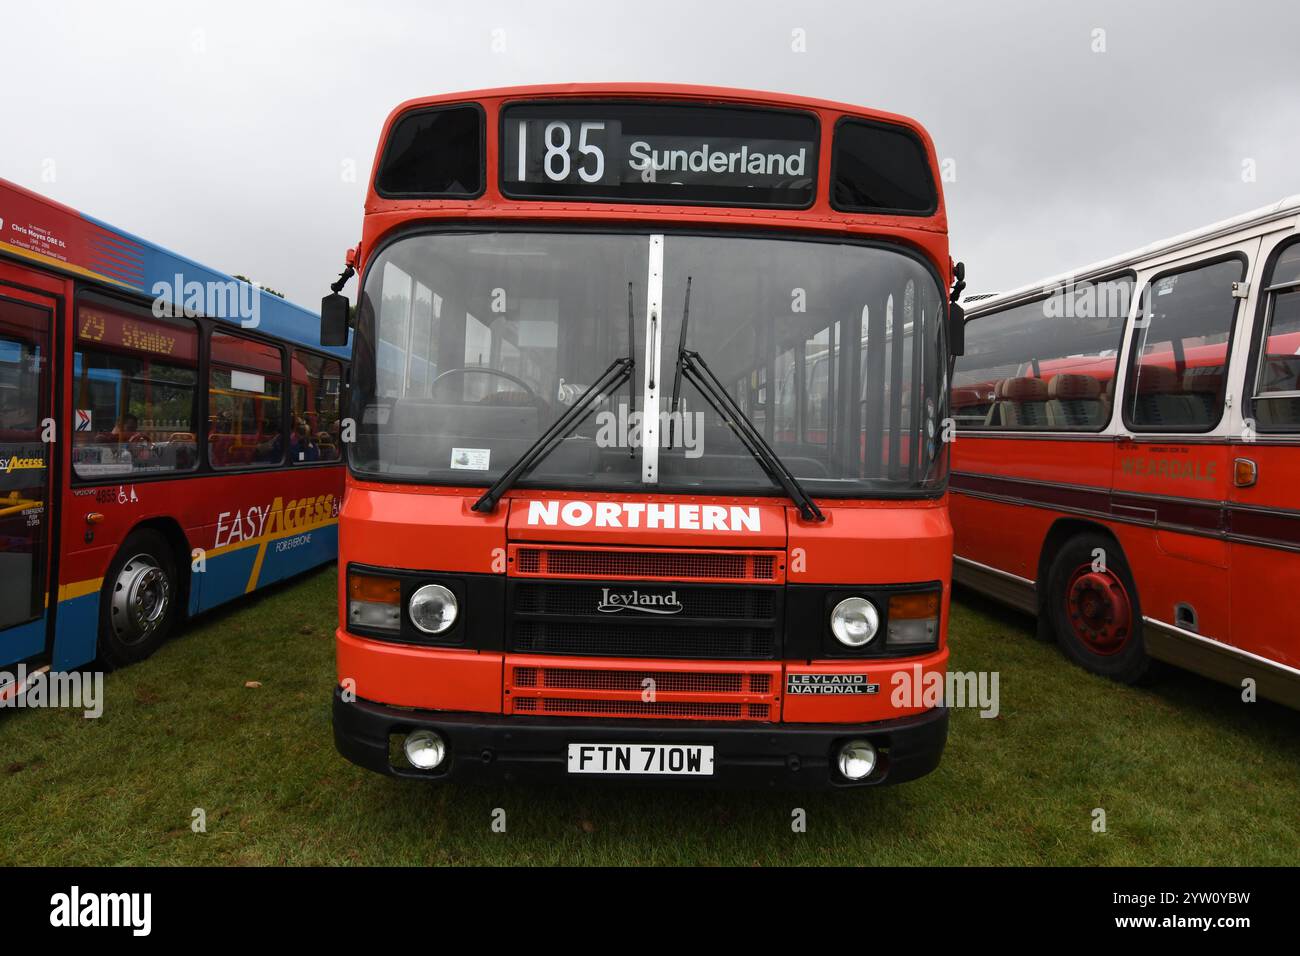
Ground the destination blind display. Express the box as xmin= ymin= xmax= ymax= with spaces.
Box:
xmin=77 ymin=307 xmax=196 ymax=360
xmin=501 ymin=102 xmax=818 ymax=207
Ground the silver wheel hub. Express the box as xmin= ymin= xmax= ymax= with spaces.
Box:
xmin=110 ymin=553 xmax=170 ymax=645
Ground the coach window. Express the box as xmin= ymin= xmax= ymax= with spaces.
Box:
xmin=72 ymin=302 xmax=200 ymax=478
xmin=290 ymin=350 xmax=343 ymax=463
xmin=1250 ymin=241 xmax=1300 ymax=430
xmin=208 ymin=331 xmax=285 ymax=468
xmin=375 ymin=104 xmax=483 ymax=197
xmin=1123 ymin=259 xmax=1244 ymax=433
xmin=831 ymin=119 xmax=937 ymax=214
xmin=952 ymin=276 xmax=1132 ymax=431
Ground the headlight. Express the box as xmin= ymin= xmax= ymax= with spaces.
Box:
xmin=830 ymin=597 xmax=879 ymax=647
xmin=409 ymin=584 xmax=458 ymax=634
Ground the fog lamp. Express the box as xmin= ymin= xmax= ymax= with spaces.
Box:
xmin=837 ymin=739 xmax=877 ymax=781
xmin=403 ymin=730 xmax=446 ymax=770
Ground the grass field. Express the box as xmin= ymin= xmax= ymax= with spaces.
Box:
xmin=2 ymin=565 xmax=1297 ymax=866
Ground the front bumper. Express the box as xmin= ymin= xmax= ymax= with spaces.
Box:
xmin=333 ymin=686 xmax=948 ymax=789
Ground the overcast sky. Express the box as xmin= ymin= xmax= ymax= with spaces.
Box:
xmin=3 ymin=0 xmax=1298 ymax=305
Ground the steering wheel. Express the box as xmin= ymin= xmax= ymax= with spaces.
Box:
xmin=430 ymin=367 xmax=545 ymax=409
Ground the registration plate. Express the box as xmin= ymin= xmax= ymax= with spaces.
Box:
xmin=566 ymin=743 xmax=715 ymax=776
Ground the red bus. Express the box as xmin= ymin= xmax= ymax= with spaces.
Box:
xmin=0 ymin=178 xmax=349 ymax=691
xmin=951 ymin=197 xmax=1300 ymax=708
xmin=322 ymin=84 xmax=962 ymax=787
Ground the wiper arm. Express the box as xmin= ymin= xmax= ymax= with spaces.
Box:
xmin=667 ymin=277 xmax=690 ymax=447
xmin=472 ymin=354 xmax=634 ymax=514
xmin=676 ymin=345 xmax=825 ymax=522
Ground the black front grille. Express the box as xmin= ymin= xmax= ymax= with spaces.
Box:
xmin=508 ymin=579 xmax=781 ymax=660
xmin=514 ymin=583 xmax=774 ymax=619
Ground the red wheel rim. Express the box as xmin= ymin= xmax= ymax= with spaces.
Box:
xmin=1064 ymin=563 xmax=1133 ymax=655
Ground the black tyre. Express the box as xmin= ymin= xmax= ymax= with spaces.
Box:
xmin=1043 ymin=532 xmax=1150 ymax=684
xmin=97 ymin=529 xmax=179 ymax=669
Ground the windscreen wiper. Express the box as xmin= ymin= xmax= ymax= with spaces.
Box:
xmin=667 ymin=277 xmax=690 ymax=448
xmin=473 ymin=308 xmax=635 ymax=514
xmin=669 ymin=282 xmax=824 ymax=522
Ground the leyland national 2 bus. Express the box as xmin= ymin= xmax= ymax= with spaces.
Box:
xmin=951 ymin=197 xmax=1300 ymax=709
xmin=323 ymin=84 xmax=963 ymax=788
xmin=0 ymin=178 xmax=349 ymax=695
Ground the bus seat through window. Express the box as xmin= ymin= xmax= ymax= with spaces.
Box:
xmin=988 ymin=376 xmax=1050 ymax=428
xmin=1101 ymin=375 xmax=1117 ymax=423
xmin=1181 ymin=366 xmax=1225 ymax=427
xmin=1046 ymin=373 xmax=1104 ymax=428
xmin=950 ymin=384 xmax=993 ymax=427
xmin=1129 ymin=364 xmax=1187 ymax=426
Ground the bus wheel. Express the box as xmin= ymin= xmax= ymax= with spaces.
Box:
xmin=1044 ymin=532 xmax=1149 ymax=684
xmin=98 ymin=529 xmax=179 ymax=669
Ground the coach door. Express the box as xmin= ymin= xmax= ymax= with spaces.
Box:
xmin=0 ymin=283 xmax=54 ymax=667
xmin=1110 ymin=248 xmax=1256 ymax=644
xmin=1229 ymin=234 xmax=1300 ymax=683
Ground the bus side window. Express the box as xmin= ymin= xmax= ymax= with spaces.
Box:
xmin=953 ymin=276 xmax=1131 ymax=432
xmin=1124 ymin=259 xmax=1243 ymax=433
xmin=209 ymin=332 xmax=285 ymax=469
xmin=291 ymin=350 xmax=343 ymax=463
xmin=1250 ymin=241 xmax=1300 ymax=430
xmin=72 ymin=303 xmax=200 ymax=478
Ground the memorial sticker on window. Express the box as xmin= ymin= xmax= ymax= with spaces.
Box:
xmin=451 ymin=447 xmax=490 ymax=470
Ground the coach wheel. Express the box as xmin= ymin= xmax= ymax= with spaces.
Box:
xmin=1044 ymin=532 xmax=1150 ymax=684
xmin=1064 ymin=565 xmax=1133 ymax=654
xmin=98 ymin=529 xmax=179 ymax=669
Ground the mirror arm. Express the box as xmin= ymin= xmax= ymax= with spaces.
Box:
xmin=330 ymin=264 xmax=356 ymax=295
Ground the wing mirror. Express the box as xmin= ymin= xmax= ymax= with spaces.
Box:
xmin=320 ymin=292 xmax=351 ymax=347
xmin=948 ymin=261 xmax=967 ymax=356
xmin=948 ymin=302 xmax=966 ymax=357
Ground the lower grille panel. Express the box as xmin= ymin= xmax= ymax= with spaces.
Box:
xmin=513 ymin=622 xmax=775 ymax=660
xmin=505 ymin=658 xmax=780 ymax=722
